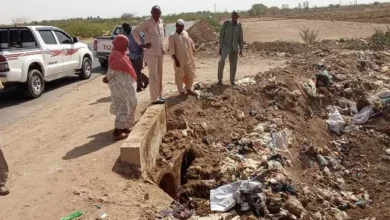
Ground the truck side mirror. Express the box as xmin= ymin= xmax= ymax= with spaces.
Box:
xmin=72 ymin=37 xmax=79 ymax=43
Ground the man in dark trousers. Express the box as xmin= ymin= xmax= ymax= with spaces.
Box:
xmin=217 ymin=11 xmax=244 ymax=86
xmin=122 ymin=23 xmax=149 ymax=92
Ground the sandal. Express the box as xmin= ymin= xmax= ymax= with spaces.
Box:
xmin=112 ymin=129 xmax=128 ymax=141
xmin=0 ymin=186 xmax=9 ymax=196
xmin=186 ymin=89 xmax=196 ymax=96
xmin=122 ymin=128 xmax=132 ymax=134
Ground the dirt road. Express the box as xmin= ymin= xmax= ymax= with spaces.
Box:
xmin=0 ymin=50 xmax=283 ymax=219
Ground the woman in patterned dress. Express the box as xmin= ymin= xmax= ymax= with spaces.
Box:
xmin=106 ymin=35 xmax=138 ymax=140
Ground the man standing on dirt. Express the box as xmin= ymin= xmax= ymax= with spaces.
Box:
xmin=0 ymin=138 xmax=9 ymax=196
xmin=168 ymin=19 xmax=197 ymax=95
xmin=122 ymin=23 xmax=149 ymax=92
xmin=132 ymin=5 xmax=166 ymax=104
xmin=217 ymin=11 xmax=244 ymax=86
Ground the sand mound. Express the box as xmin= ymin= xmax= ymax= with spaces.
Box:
xmin=187 ymin=20 xmax=217 ymax=45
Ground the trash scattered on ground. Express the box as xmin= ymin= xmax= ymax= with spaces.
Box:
xmin=210 ymin=180 xmax=262 ymax=212
xmin=155 ymin=38 xmax=390 ymax=219
xmin=315 ymin=64 xmax=332 ymax=88
xmin=61 ymin=211 xmax=83 ymax=220
xmin=97 ymin=212 xmax=108 ymax=220
xmin=327 ymin=106 xmax=345 ymax=134
xmin=353 ymin=106 xmax=374 ymax=124
xmin=302 ymin=79 xmax=318 ymax=97
xmin=157 ymin=201 xmax=192 ymax=219
xmin=237 ymin=77 xmax=256 ymax=86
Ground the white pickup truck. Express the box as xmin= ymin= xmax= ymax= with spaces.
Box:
xmin=93 ymin=25 xmax=124 ymax=69
xmin=0 ymin=26 xmax=93 ymax=98
xmin=93 ymin=25 xmax=156 ymax=68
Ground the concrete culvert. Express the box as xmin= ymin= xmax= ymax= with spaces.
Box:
xmin=159 ymin=173 xmax=177 ymax=199
xmin=180 ymin=149 xmax=196 ymax=185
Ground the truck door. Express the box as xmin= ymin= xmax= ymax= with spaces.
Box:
xmin=37 ymin=30 xmax=63 ymax=76
xmin=53 ymin=30 xmax=79 ymax=71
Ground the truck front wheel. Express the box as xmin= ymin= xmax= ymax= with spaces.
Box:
xmin=25 ymin=69 xmax=45 ymax=98
xmin=100 ymin=60 xmax=108 ymax=69
xmin=80 ymin=57 xmax=92 ymax=80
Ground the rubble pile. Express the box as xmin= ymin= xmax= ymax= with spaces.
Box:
xmin=155 ymin=42 xmax=390 ymax=219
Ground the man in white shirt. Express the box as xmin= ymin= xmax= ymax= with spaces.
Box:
xmin=132 ymin=6 xmax=166 ymax=105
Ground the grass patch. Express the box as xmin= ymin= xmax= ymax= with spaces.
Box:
xmin=299 ymin=27 xmax=319 ymax=45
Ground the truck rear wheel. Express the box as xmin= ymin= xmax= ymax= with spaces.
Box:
xmin=80 ymin=57 xmax=92 ymax=80
xmin=25 ymin=69 xmax=45 ymax=98
xmin=100 ymin=60 xmax=108 ymax=69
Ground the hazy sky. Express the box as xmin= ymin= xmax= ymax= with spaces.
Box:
xmin=0 ymin=0 xmax=388 ymax=24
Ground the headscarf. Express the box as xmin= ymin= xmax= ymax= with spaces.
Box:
xmin=108 ymin=34 xmax=137 ymax=80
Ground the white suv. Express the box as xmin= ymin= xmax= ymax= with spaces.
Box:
xmin=0 ymin=26 xmax=93 ymax=98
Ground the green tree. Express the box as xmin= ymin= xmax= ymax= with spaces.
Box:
xmin=248 ymin=4 xmax=268 ymax=16
xmin=120 ymin=12 xmax=136 ymax=20
xmin=268 ymin=7 xmax=280 ymax=15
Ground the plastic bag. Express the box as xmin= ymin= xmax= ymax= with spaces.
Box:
xmin=271 ymin=129 xmax=292 ymax=150
xmin=237 ymin=77 xmax=256 ymax=86
xmin=210 ymin=181 xmax=262 ymax=212
xmin=353 ymin=106 xmax=374 ymax=125
xmin=375 ymin=89 xmax=390 ymax=100
xmin=326 ymin=106 xmax=345 ymax=134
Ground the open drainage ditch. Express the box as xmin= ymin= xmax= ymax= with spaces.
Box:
xmin=180 ymin=150 xmax=196 ymax=185
xmin=157 ymin=149 xmax=198 ymax=200
xmin=158 ymin=172 xmax=177 ymax=199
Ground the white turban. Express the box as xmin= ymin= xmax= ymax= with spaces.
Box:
xmin=177 ymin=19 xmax=185 ymax=26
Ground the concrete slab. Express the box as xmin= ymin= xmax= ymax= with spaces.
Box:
xmin=120 ymin=104 xmax=167 ymax=172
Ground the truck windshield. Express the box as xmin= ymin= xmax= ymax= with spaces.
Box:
xmin=113 ymin=27 xmax=123 ymax=36
xmin=0 ymin=28 xmax=38 ymax=50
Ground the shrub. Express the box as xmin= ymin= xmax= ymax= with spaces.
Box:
xmin=299 ymin=27 xmax=319 ymax=44
xmin=344 ymin=39 xmax=371 ymax=51
xmin=371 ymin=27 xmax=390 ymax=46
xmin=208 ymin=17 xmax=222 ymax=33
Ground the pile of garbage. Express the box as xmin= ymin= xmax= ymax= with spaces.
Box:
xmin=155 ymin=40 xmax=390 ymax=219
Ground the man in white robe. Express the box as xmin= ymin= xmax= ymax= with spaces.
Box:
xmin=168 ymin=19 xmax=197 ymax=95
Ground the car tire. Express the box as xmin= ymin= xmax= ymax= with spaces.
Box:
xmin=25 ymin=69 xmax=45 ymax=99
xmin=80 ymin=57 xmax=92 ymax=80
xmin=100 ymin=60 xmax=108 ymax=69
